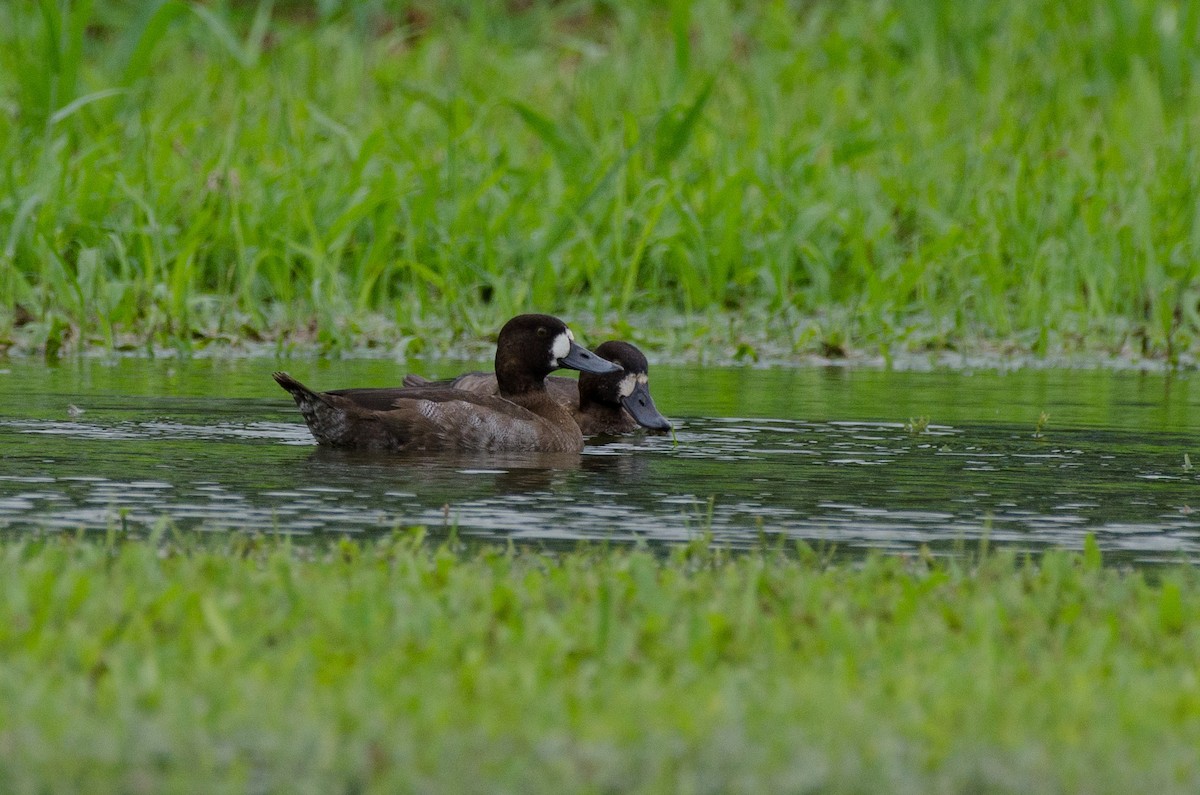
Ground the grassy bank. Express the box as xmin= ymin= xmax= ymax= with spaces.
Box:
xmin=2 ymin=1 xmax=1200 ymax=361
xmin=0 ymin=532 xmax=1197 ymax=792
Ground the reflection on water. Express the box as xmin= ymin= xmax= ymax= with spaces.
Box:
xmin=0 ymin=359 xmax=1198 ymax=563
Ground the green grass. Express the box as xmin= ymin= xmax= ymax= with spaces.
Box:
xmin=2 ymin=1 xmax=1200 ymax=360
xmin=1 ymin=532 xmax=1199 ymax=792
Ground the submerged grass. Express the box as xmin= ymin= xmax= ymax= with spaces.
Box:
xmin=0 ymin=532 xmax=1199 ymax=792
xmin=2 ymin=1 xmax=1200 ymax=360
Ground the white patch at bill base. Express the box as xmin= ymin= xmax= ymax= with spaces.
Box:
xmin=551 ymin=331 xmax=571 ymax=364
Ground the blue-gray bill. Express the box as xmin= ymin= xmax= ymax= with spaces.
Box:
xmin=623 ymin=381 xmax=672 ymax=431
xmin=561 ymin=341 xmax=621 ymax=374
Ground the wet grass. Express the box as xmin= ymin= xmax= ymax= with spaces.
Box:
xmin=1 ymin=531 xmax=1199 ymax=792
xmin=2 ymin=1 xmax=1200 ymax=360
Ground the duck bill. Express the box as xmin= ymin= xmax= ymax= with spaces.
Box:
xmin=621 ymin=381 xmax=672 ymax=431
xmin=560 ymin=341 xmax=621 ymax=374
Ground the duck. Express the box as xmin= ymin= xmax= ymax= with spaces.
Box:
xmin=272 ymin=314 xmax=621 ymax=453
xmin=402 ymin=340 xmax=671 ymax=435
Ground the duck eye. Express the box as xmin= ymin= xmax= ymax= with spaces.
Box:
xmin=536 ymin=327 xmax=548 ymax=337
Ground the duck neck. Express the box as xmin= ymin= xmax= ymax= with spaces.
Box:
xmin=581 ymin=395 xmax=624 ymax=420
xmin=495 ymin=352 xmax=550 ymax=398
xmin=577 ymin=372 xmax=624 ymax=417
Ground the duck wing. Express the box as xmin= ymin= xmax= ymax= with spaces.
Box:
xmin=400 ymin=372 xmax=496 ymax=393
xmin=325 ymin=383 xmax=490 ymax=410
xmin=399 ymin=372 xmax=580 ymax=407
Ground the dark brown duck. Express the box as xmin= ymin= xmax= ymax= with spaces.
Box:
xmin=403 ymin=340 xmax=671 ymax=435
xmin=273 ymin=314 xmax=620 ymax=453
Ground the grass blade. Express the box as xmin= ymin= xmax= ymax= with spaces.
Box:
xmin=49 ymin=88 xmax=126 ymax=125
xmin=655 ymin=75 xmax=715 ymax=167
xmin=121 ymin=0 xmax=190 ymax=84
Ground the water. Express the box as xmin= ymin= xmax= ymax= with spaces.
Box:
xmin=0 ymin=358 xmax=1197 ymax=563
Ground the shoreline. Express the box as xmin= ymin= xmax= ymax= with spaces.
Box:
xmin=2 ymin=309 xmax=1195 ymax=372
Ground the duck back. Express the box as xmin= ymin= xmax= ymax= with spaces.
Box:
xmin=403 ymin=372 xmax=579 ymax=403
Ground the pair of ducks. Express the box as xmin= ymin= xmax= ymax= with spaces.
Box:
xmin=273 ymin=314 xmax=670 ymax=453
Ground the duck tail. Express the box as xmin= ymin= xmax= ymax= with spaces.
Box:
xmin=272 ymin=372 xmax=323 ymax=404
xmin=273 ymin=372 xmax=349 ymax=446
xmin=402 ymin=374 xmax=430 ymax=387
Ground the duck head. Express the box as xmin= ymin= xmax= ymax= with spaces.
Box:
xmin=579 ymin=341 xmax=672 ymax=431
xmin=495 ymin=314 xmax=620 ymax=393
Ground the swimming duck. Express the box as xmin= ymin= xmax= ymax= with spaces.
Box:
xmin=402 ymin=340 xmax=671 ymax=435
xmin=273 ymin=314 xmax=620 ymax=453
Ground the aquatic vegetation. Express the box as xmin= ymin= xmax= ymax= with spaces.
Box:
xmin=1034 ymin=411 xmax=1051 ymax=439
xmin=2 ymin=2 xmax=1200 ymax=358
xmin=0 ymin=532 xmax=1197 ymax=792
